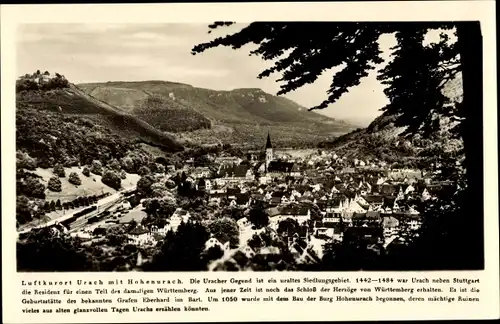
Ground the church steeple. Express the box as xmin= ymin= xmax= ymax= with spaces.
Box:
xmin=266 ymin=132 xmax=272 ymax=149
xmin=265 ymin=131 xmax=274 ymax=171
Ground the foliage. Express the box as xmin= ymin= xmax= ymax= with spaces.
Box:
xmin=53 ymin=164 xmax=66 ymax=177
xmin=248 ymin=203 xmax=269 ymax=229
xmin=17 ymin=228 xmax=92 ymax=271
xmin=82 ymin=167 xmax=91 ymax=177
xmin=144 ymin=222 xmax=210 ymax=271
xmin=101 ymin=170 xmax=121 ymax=190
xmin=90 ymin=160 xmax=103 ymax=175
xmin=208 ymin=217 xmax=240 ymax=248
xmin=138 ymin=166 xmax=151 ymax=176
xmin=203 ymin=245 xmax=224 ymax=263
xmin=17 ymin=171 xmax=46 ymax=199
xmin=133 ymin=94 xmax=211 ymax=133
xmin=16 ymin=151 xmax=37 ymax=170
xmin=137 ymin=175 xmax=155 ymax=197
xmin=106 ymin=226 xmax=128 ymax=246
xmin=248 ymin=234 xmax=263 ymax=250
xmin=277 ymin=218 xmax=299 ymax=237
xmin=142 ymin=198 xmax=176 ymax=219
xmin=47 ymin=176 xmax=62 ymax=192
xmin=15 ymin=108 xmax=133 ymax=169
xmin=68 ymin=172 xmax=81 ymax=185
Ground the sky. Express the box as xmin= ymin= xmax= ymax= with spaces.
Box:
xmin=17 ymin=23 xmax=400 ymax=126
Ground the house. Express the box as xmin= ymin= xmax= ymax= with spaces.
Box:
xmin=169 ymin=209 xmax=191 ymax=232
xmin=239 ymin=245 xmax=256 ymax=259
xmin=269 ymin=205 xmax=311 ymax=229
xmin=192 ymin=167 xmax=212 ymax=179
xmin=237 ymin=217 xmax=252 ymax=233
xmin=343 ymin=227 xmax=384 ymax=246
xmin=363 ymin=195 xmax=385 ymax=208
xmin=216 ymin=164 xmax=255 ymax=185
xmin=382 ymin=215 xmax=399 ymax=238
xmin=266 ymin=161 xmax=295 ymax=177
xmin=421 ymin=188 xmax=431 ymax=201
xmin=128 ymin=225 xmax=152 ymax=245
xmin=215 ymin=156 xmax=242 ymax=165
xmin=205 ymin=237 xmax=230 ymax=252
xmin=259 ymin=246 xmax=280 ymax=255
xmin=314 ymin=221 xmax=344 ymax=241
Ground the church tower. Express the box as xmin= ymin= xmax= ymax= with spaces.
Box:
xmin=265 ymin=131 xmax=273 ymax=169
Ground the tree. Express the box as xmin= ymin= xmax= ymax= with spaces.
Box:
xmin=138 ymin=166 xmax=151 ymax=176
xmin=16 ymin=196 xmax=33 ymax=224
xmin=142 ymin=198 xmax=176 ymax=219
xmin=68 ymin=172 xmax=81 ymax=186
xmin=145 ymin=222 xmax=210 ymax=271
xmin=106 ymin=226 xmax=128 ymax=246
xmin=108 ymin=159 xmax=121 ymax=172
xmin=16 ymin=151 xmax=37 ymax=170
xmin=47 ymin=176 xmax=62 ymax=192
xmin=101 ymin=170 xmax=121 ymax=190
xmin=150 ymin=163 xmax=165 ymax=174
xmin=203 ymin=245 xmax=224 ymax=263
xmin=248 ymin=203 xmax=269 ymax=229
xmin=82 ymin=167 xmax=91 ymax=177
xmin=137 ymin=175 xmax=155 ymax=197
xmin=21 ymin=176 xmax=46 ymax=199
xmin=90 ymin=160 xmax=103 ymax=176
xmin=248 ymin=234 xmax=263 ymax=250
xmin=193 ymin=21 xmax=483 ymax=269
xmin=55 ymin=199 xmax=62 ymax=210
xmin=17 ymin=228 xmax=91 ymax=271
xmin=49 ymin=200 xmax=56 ymax=212
xmin=43 ymin=201 xmax=51 ymax=212
xmin=208 ymin=217 xmax=240 ymax=248
xmin=53 ymin=164 xmax=66 ymax=178
xmin=277 ymin=218 xmax=299 ymax=237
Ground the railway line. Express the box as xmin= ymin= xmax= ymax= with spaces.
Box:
xmin=17 ymin=188 xmax=136 ymax=237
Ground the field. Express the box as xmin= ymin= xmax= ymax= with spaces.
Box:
xmin=33 ymin=167 xmax=140 ymax=203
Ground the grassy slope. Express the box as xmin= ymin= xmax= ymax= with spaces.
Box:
xmin=35 ymin=166 xmax=141 ymax=203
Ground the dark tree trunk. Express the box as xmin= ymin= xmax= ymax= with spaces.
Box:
xmin=455 ymin=21 xmax=484 ymax=269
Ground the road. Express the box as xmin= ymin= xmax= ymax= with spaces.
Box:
xmin=17 ymin=187 xmax=135 ymax=236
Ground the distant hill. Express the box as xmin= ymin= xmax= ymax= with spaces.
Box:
xmin=78 ymin=81 xmax=357 ymax=148
xmin=319 ymin=73 xmax=464 ymax=165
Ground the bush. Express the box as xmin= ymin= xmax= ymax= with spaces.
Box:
xmin=90 ymin=160 xmax=103 ymax=176
xmin=20 ymin=176 xmax=46 ymax=199
xmin=138 ymin=166 xmax=151 ymax=176
xmin=208 ymin=218 xmax=240 ymax=249
xmin=47 ymin=176 xmax=62 ymax=192
xmin=82 ymin=167 xmax=91 ymax=177
xmin=108 ymin=159 xmax=121 ymax=171
xmin=151 ymin=163 xmax=165 ymax=173
xmin=101 ymin=170 xmax=121 ymax=190
xmin=53 ymin=164 xmax=65 ymax=177
xmin=16 ymin=151 xmax=37 ymax=170
xmin=68 ymin=172 xmax=81 ymax=185
xmin=119 ymin=170 xmax=127 ymax=179
xmin=137 ymin=175 xmax=155 ymax=197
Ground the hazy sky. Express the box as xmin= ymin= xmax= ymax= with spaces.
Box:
xmin=17 ymin=23 xmax=399 ymax=125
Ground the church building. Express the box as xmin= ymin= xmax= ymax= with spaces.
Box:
xmin=265 ymin=131 xmax=274 ymax=171
xmin=258 ymin=132 xmax=300 ymax=178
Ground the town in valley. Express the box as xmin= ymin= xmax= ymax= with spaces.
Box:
xmin=15 ymin=22 xmax=473 ymax=272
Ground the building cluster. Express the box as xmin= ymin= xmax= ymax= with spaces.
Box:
xmin=66 ymin=132 xmax=457 ymax=270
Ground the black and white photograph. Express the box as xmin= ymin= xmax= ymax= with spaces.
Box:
xmin=15 ymin=21 xmax=484 ymax=272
